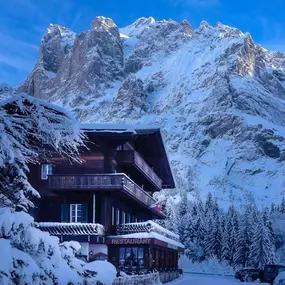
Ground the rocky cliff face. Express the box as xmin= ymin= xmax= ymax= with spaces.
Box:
xmin=18 ymin=16 xmax=285 ymax=209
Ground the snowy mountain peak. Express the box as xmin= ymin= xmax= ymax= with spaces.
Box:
xmin=91 ymin=16 xmax=117 ymax=31
xmin=133 ymin=16 xmax=156 ymax=26
xmin=18 ymin=16 xmax=285 ymax=208
xmin=120 ymin=17 xmax=156 ymax=38
xmin=47 ymin=23 xmax=73 ymax=35
xmin=197 ymin=20 xmax=212 ymax=30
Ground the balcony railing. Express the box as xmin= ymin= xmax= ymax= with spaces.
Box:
xmin=48 ymin=174 xmax=166 ymax=218
xmin=116 ymin=151 xmax=162 ymax=189
xmin=35 ymin=222 xmax=105 ymax=236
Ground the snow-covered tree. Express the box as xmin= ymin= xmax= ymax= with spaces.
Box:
xmin=0 ymin=94 xmax=115 ymax=284
xmin=221 ymin=216 xmax=231 ymax=263
xmin=205 ymin=192 xmax=214 ymax=216
xmin=0 ymin=94 xmax=84 ymax=210
xmin=233 ymin=204 xmax=256 ymax=267
xmin=227 ymin=205 xmax=239 ymax=265
xmin=184 ymin=199 xmax=205 ymax=261
xmin=248 ymin=213 xmax=276 ymax=268
xmin=280 ymin=197 xmax=285 ymax=214
xmin=204 ymin=198 xmax=223 ymax=260
xmin=177 ymin=192 xmax=190 ymax=239
xmin=263 ymin=207 xmax=276 ymax=254
xmin=271 ymin=202 xmax=277 ymax=214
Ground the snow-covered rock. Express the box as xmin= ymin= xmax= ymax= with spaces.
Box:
xmin=18 ymin=16 xmax=285 ymax=209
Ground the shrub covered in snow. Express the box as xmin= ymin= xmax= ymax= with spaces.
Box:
xmin=85 ymin=261 xmax=117 ymax=285
xmin=0 ymin=208 xmax=100 ymax=284
xmin=0 ymin=95 xmax=117 ymax=284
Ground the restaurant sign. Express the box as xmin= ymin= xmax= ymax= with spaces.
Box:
xmin=109 ymin=238 xmax=151 ymax=245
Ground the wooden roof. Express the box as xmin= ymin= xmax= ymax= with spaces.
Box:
xmin=80 ymin=124 xmax=175 ymax=189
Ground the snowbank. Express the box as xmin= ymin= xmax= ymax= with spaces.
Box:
xmin=274 ymin=272 xmax=285 ymax=285
xmin=0 ymin=208 xmax=111 ymax=285
xmin=181 ymin=256 xmax=234 ymax=276
xmin=113 ymin=272 xmax=162 ymax=285
xmin=85 ymin=260 xmax=117 ymax=285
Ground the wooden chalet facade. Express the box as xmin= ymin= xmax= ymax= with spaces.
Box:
xmin=29 ymin=124 xmax=184 ymax=280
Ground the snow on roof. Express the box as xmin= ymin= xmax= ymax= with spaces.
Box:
xmin=109 ymin=232 xmax=184 ymax=249
xmin=80 ymin=123 xmax=160 ymax=132
xmin=116 ymin=220 xmax=181 ymax=245
xmin=35 ymin=222 xmax=105 ymax=236
xmin=0 ymin=93 xmax=76 ymax=120
xmin=147 ymin=220 xmax=180 ymax=240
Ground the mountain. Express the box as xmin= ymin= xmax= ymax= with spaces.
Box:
xmin=18 ymin=16 xmax=285 ymax=209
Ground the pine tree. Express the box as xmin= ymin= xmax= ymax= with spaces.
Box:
xmin=188 ymin=199 xmax=206 ymax=261
xmin=228 ymin=205 xmax=239 ymax=265
xmin=221 ymin=215 xmax=231 ymax=263
xmin=177 ymin=192 xmax=189 ymax=239
xmin=248 ymin=213 xmax=276 ymax=268
xmin=204 ymin=200 xmax=223 ymax=259
xmin=212 ymin=199 xmax=223 ymax=259
xmin=280 ymin=197 xmax=285 ymax=214
xmin=205 ymin=192 xmax=214 ymax=216
xmin=262 ymin=207 xmax=276 ymax=262
xmin=271 ymin=203 xmax=277 ymax=214
xmin=164 ymin=200 xmax=179 ymax=234
xmin=233 ymin=205 xmax=255 ymax=267
xmin=204 ymin=212 xmax=215 ymax=258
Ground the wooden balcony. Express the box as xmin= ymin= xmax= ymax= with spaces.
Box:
xmin=48 ymin=174 xmax=166 ymax=218
xmin=116 ymin=151 xmax=162 ymax=190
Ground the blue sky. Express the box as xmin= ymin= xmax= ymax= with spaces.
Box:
xmin=1 ymin=0 xmax=285 ymax=85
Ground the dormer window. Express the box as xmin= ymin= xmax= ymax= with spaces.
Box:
xmin=41 ymin=164 xmax=52 ymax=180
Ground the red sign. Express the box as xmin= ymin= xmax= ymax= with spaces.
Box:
xmin=109 ymin=238 xmax=151 ymax=245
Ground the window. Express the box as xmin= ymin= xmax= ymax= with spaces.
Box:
xmin=122 ymin=211 xmax=126 ymax=224
xmin=70 ymin=204 xmax=82 ymax=222
xmin=116 ymin=208 xmax=120 ymax=225
xmin=41 ymin=164 xmax=52 ymax=180
xmin=112 ymin=206 xmax=115 ymax=226
xmin=119 ymin=247 xmax=144 ymax=267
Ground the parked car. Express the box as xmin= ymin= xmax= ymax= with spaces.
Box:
xmin=263 ymin=265 xmax=285 ymax=284
xmin=235 ymin=268 xmax=261 ymax=282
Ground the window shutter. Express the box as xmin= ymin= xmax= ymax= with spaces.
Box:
xmin=61 ymin=204 xmax=70 ymax=222
xmin=81 ymin=204 xmax=88 ymax=223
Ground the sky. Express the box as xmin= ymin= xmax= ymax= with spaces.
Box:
xmin=1 ymin=0 xmax=285 ymax=86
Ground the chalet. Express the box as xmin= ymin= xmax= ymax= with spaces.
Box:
xmin=29 ymin=123 xmax=184 ymax=282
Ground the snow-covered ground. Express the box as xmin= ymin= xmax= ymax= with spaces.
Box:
xmin=180 ymin=256 xmax=234 ymax=276
xmin=169 ymin=273 xmax=270 ymax=285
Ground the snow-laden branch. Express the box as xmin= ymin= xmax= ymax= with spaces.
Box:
xmin=0 ymin=94 xmax=85 ymax=210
